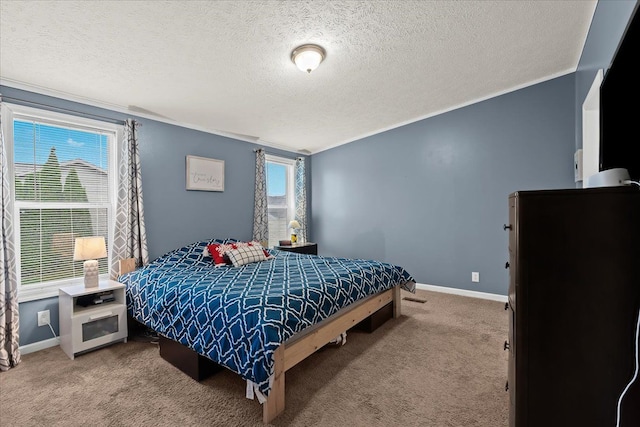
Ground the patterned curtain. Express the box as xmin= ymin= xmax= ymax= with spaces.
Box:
xmin=294 ymin=157 xmax=308 ymax=242
xmin=0 ymin=98 xmax=21 ymax=371
xmin=110 ymin=119 xmax=148 ymax=278
xmin=252 ymin=149 xmax=268 ymax=247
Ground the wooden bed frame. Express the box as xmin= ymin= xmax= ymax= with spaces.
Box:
xmin=119 ymin=258 xmax=403 ymax=423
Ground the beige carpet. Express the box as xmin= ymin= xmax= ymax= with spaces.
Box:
xmin=0 ymin=289 xmax=509 ymax=427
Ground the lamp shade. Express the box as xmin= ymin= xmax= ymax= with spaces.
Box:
xmin=289 ymin=220 xmax=301 ymax=229
xmin=73 ymin=236 xmax=107 ymax=261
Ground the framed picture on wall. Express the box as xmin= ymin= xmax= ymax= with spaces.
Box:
xmin=186 ymin=155 xmax=224 ymax=191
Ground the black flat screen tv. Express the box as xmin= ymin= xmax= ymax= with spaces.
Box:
xmin=599 ymin=3 xmax=640 ymax=181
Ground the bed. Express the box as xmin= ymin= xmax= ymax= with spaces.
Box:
xmin=118 ymin=238 xmax=415 ymax=423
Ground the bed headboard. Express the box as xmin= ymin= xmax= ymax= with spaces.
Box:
xmin=118 ymin=258 xmax=137 ymax=275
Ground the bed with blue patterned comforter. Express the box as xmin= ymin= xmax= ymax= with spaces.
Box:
xmin=118 ymin=238 xmax=415 ymax=396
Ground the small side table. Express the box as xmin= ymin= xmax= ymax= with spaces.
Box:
xmin=274 ymin=242 xmax=318 ymax=255
xmin=59 ymin=280 xmax=128 ymax=359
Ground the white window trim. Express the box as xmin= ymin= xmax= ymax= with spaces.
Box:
xmin=2 ymin=103 xmax=120 ymax=302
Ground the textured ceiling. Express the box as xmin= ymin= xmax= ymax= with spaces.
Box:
xmin=0 ymin=1 xmax=597 ymax=154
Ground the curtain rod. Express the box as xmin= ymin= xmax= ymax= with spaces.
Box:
xmin=1 ymin=95 xmax=126 ymax=125
xmin=253 ymin=147 xmax=304 ymax=160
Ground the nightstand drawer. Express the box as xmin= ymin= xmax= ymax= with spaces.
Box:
xmin=71 ymin=303 xmax=127 ymax=354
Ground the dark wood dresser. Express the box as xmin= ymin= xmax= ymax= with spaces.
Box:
xmin=506 ymin=186 xmax=640 ymax=427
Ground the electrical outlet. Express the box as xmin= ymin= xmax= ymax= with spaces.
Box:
xmin=472 ymin=272 xmax=480 ymax=283
xmin=37 ymin=310 xmax=50 ymax=327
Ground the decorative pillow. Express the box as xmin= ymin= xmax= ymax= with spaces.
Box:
xmin=207 ymin=241 xmax=271 ymax=267
xmin=226 ymin=245 xmax=267 ymax=267
xmin=207 ymin=243 xmax=232 ymax=266
xmin=202 ymin=238 xmax=237 ymax=258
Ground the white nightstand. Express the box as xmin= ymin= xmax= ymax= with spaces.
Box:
xmin=59 ymin=280 xmax=128 ymax=360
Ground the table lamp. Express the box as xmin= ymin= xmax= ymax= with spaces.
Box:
xmin=73 ymin=236 xmax=107 ymax=288
xmin=288 ymin=220 xmax=301 ymax=243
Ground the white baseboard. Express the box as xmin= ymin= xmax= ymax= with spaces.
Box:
xmin=20 ymin=337 xmax=60 ymax=355
xmin=415 ymin=283 xmax=507 ymax=303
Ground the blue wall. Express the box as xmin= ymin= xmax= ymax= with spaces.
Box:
xmin=1 ymin=85 xmax=307 ymax=345
xmin=311 ymin=0 xmax=638 ymax=296
xmin=311 ymin=75 xmax=576 ymax=295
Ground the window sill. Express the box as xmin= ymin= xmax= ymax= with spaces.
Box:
xmin=18 ymin=275 xmax=110 ymax=303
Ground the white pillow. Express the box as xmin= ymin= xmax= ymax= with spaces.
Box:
xmin=226 ymin=245 xmax=267 ymax=267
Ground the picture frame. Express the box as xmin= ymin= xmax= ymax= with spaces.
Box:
xmin=186 ymin=155 xmax=224 ymax=192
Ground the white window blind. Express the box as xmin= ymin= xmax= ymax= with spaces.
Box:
xmin=4 ymin=105 xmax=117 ymax=299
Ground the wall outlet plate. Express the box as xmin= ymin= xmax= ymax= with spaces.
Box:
xmin=37 ymin=310 xmax=50 ymax=327
xmin=472 ymin=272 xmax=480 ymax=283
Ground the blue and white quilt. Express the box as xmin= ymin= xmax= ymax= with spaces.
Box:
xmin=119 ymin=238 xmax=415 ymax=396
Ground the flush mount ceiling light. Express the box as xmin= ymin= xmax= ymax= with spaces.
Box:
xmin=291 ymin=44 xmax=326 ymax=73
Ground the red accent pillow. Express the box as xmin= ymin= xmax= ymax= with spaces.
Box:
xmin=207 ymin=243 xmax=232 ymax=266
xmin=207 ymin=241 xmax=270 ymax=267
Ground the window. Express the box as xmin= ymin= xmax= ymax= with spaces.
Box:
xmin=2 ymin=104 xmax=118 ymax=301
xmin=265 ymin=155 xmax=296 ymax=248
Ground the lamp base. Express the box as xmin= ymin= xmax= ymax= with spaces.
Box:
xmin=83 ymin=259 xmax=100 ymax=288
xmin=291 ymin=234 xmax=297 ymax=244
